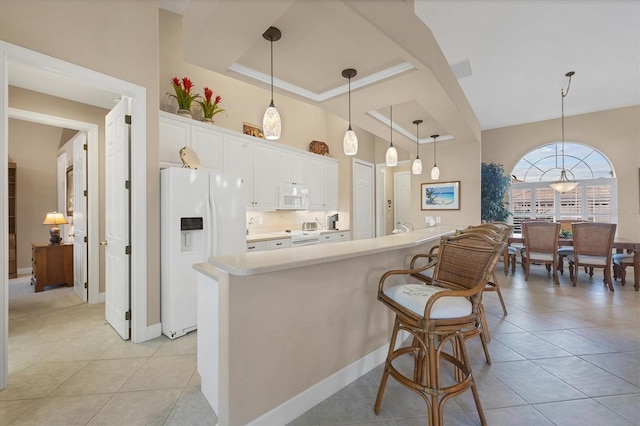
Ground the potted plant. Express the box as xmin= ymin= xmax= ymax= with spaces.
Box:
xmin=168 ymin=76 xmax=199 ymax=117
xmin=481 ymin=162 xmax=511 ymax=222
xmin=197 ymin=87 xmax=224 ymax=123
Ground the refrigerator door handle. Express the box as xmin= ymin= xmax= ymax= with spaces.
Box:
xmin=208 ymin=186 xmax=218 ymax=257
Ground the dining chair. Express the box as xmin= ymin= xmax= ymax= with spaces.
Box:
xmin=569 ymin=222 xmax=617 ymax=291
xmin=521 ymin=221 xmax=561 ymax=284
xmin=374 ymin=232 xmax=505 ymax=426
xmin=612 ymin=252 xmax=634 ymax=286
xmin=556 ymin=219 xmax=587 ymax=274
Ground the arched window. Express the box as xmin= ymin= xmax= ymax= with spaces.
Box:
xmin=509 ymin=142 xmax=617 ymax=231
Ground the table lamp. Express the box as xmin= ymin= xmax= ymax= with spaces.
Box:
xmin=43 ymin=211 xmax=68 ymax=245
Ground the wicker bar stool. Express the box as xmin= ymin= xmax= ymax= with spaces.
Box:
xmin=374 ymin=232 xmax=505 ymax=426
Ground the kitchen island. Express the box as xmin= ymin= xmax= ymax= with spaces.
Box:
xmin=194 ymin=225 xmax=458 ymax=425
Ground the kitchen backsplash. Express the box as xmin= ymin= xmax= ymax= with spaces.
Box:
xmin=246 ymin=210 xmax=345 ymax=234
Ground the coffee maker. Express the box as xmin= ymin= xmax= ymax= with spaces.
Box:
xmin=327 ymin=213 xmax=339 ymax=230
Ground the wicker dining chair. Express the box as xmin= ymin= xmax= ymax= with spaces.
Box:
xmin=375 ymin=232 xmax=505 ymax=426
xmin=569 ymin=222 xmax=617 ymax=291
xmin=521 ymin=221 xmax=561 ymax=284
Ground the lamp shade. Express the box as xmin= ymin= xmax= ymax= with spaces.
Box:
xmin=430 ymin=165 xmax=440 ymax=180
xmin=549 ymin=170 xmax=579 ymax=192
xmin=263 ymin=104 xmax=281 ymax=140
xmin=412 ymin=158 xmax=422 ymax=175
xmin=43 ymin=211 xmax=68 ymax=225
xmin=385 ymin=146 xmax=398 ymax=166
xmin=343 ymin=128 xmax=358 ymax=156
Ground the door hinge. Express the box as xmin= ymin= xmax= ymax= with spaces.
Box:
xmin=125 ymin=245 xmax=131 ymax=255
xmin=84 ymin=190 xmax=88 ymax=197
xmin=125 ymin=310 xmax=131 ymax=321
xmin=84 ymin=282 xmax=88 ymax=289
xmin=125 ymin=180 xmax=130 ymax=190
xmin=84 ymin=236 xmax=88 ymax=243
xmin=83 ymin=143 xmax=87 ymax=151
xmin=125 ymin=115 xmax=132 ymax=125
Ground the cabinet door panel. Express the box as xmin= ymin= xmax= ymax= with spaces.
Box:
xmin=192 ymin=125 xmax=223 ymax=171
xmin=253 ymin=143 xmax=279 ymax=210
xmin=324 ymin=161 xmax=339 ymax=211
xmin=159 ymin=117 xmax=190 ymax=166
xmin=223 ymin=135 xmax=254 ymax=208
xmin=307 ymin=156 xmax=324 ymax=210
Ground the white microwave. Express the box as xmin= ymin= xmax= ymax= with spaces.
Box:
xmin=279 ymin=183 xmax=309 ymax=210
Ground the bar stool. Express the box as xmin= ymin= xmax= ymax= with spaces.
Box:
xmin=374 ymin=232 xmax=504 ymax=426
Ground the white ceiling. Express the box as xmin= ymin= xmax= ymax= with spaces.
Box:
xmin=415 ymin=0 xmax=640 ymax=130
xmin=9 ymin=0 xmax=637 ymax=146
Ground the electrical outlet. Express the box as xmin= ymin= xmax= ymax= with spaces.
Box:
xmin=436 ymin=216 xmax=441 ymax=224
xmin=425 ymin=216 xmax=429 ymax=224
xmin=258 ymin=217 xmax=264 ymax=225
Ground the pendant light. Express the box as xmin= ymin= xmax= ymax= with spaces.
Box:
xmin=342 ymin=68 xmax=358 ymax=155
xmin=385 ymin=105 xmax=398 ymax=166
xmin=430 ymin=134 xmax=440 ymax=180
xmin=412 ymin=119 xmax=423 ymax=175
xmin=549 ymin=71 xmax=578 ymax=193
xmin=262 ymin=26 xmax=281 ymax=140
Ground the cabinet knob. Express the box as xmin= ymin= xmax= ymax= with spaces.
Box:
xmin=100 ymin=240 xmax=108 ymax=246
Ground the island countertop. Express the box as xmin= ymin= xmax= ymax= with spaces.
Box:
xmin=197 ymin=225 xmax=458 ymax=277
xmin=193 ymin=224 xmax=461 ymax=425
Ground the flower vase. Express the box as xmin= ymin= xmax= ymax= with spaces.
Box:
xmin=202 ymin=117 xmax=214 ymax=125
xmin=176 ymin=108 xmax=192 ymax=118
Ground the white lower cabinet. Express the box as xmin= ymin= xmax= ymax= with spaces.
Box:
xmin=266 ymin=239 xmax=291 ymax=250
xmin=246 ymin=241 xmax=266 ymax=252
xmin=320 ymin=231 xmax=351 ymax=244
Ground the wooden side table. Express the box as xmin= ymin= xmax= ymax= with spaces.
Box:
xmin=31 ymin=243 xmax=74 ymax=292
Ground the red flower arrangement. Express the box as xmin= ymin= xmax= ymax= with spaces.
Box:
xmin=168 ymin=77 xmax=199 ymax=111
xmin=198 ymin=87 xmax=225 ymax=119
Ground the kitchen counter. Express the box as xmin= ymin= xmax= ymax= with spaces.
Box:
xmin=246 ymin=228 xmax=350 ymax=243
xmin=194 ymin=225 xmax=458 ymax=425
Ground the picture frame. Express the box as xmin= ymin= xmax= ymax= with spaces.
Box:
xmin=243 ymin=122 xmax=265 ymax=139
xmin=66 ymin=165 xmax=74 ymax=216
xmin=421 ymin=181 xmax=460 ymax=210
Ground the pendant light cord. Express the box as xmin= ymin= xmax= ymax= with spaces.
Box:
xmin=270 ymin=38 xmax=274 ymax=105
xmin=389 ymin=106 xmax=393 ymax=145
xmin=433 ymin=136 xmax=437 ymax=166
xmin=415 ymin=122 xmax=420 ymax=159
xmin=560 ymin=72 xmax=573 ymax=171
xmin=348 ymin=77 xmax=352 ymax=130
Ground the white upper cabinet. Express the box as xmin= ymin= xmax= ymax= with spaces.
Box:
xmin=223 ymin=135 xmax=278 ymax=211
xmin=160 ymin=111 xmax=338 ymax=212
xmin=159 ymin=112 xmax=222 ymax=171
xmin=278 ymin=148 xmax=308 ymax=186
xmin=307 ymin=156 xmax=338 ymax=211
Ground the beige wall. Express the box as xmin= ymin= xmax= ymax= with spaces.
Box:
xmin=10 ymin=87 xmax=109 ymax=292
xmin=8 ymin=120 xmax=60 ymax=268
xmin=1 ymin=0 xmax=161 ymax=324
xmin=482 ymin=106 xmax=640 ymax=240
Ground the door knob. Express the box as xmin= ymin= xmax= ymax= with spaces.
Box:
xmin=100 ymin=240 xmax=108 ymax=246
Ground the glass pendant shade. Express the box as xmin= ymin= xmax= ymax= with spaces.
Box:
xmin=430 ymin=165 xmax=440 ymax=180
xmin=412 ymin=158 xmax=422 ymax=175
xmin=385 ymin=105 xmax=397 ymax=166
xmin=550 ymin=170 xmax=579 ymax=192
xmin=385 ymin=146 xmax=398 ymax=166
xmin=343 ymin=128 xmax=358 ymax=156
xmin=263 ymin=103 xmax=281 ymax=140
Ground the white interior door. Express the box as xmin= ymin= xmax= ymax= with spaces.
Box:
xmin=352 ymin=159 xmax=374 ymax=240
xmin=394 ymin=171 xmax=411 ymax=229
xmin=72 ymin=133 xmax=88 ymax=302
xmin=104 ymin=99 xmax=130 ymax=340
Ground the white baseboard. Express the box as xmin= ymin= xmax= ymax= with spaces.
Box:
xmin=247 ymin=342 xmax=390 ymax=426
xmin=17 ymin=267 xmax=32 ymax=275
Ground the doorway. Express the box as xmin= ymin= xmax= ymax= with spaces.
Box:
xmin=1 ymin=41 xmax=150 ymax=391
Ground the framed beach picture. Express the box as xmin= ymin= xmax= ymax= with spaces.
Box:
xmin=421 ymin=181 xmax=460 ymax=210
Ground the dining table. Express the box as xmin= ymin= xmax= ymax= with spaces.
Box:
xmin=508 ymin=234 xmax=640 ymax=291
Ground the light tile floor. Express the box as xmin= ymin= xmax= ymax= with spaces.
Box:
xmin=1 ymin=264 xmax=639 ymax=425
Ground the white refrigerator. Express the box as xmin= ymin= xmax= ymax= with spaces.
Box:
xmin=160 ymin=167 xmax=246 ymax=339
